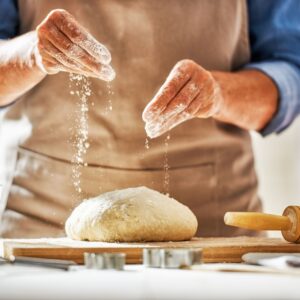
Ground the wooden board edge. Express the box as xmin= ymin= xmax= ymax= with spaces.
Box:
xmin=7 ymin=244 xmax=300 ymax=265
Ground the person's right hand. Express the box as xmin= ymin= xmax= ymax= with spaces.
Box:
xmin=34 ymin=9 xmax=115 ymax=81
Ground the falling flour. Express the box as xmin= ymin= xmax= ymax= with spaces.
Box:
xmin=104 ymin=82 xmax=113 ymax=114
xmin=69 ymin=73 xmax=91 ymax=195
xmin=163 ymin=133 xmax=171 ymax=196
xmin=144 ymin=137 xmax=150 ymax=150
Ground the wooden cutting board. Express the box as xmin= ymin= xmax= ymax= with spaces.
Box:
xmin=2 ymin=236 xmax=300 ymax=264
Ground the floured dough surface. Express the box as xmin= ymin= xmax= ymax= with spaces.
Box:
xmin=65 ymin=186 xmax=198 ymax=242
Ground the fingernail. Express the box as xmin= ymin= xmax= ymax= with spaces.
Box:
xmin=99 ymin=64 xmax=116 ymax=81
xmin=142 ymin=106 xmax=160 ymax=123
xmin=145 ymin=121 xmax=162 ymax=139
xmin=142 ymin=109 xmax=153 ymax=122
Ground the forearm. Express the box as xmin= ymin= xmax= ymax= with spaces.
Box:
xmin=0 ymin=31 xmax=46 ymax=106
xmin=212 ymin=69 xmax=278 ymax=131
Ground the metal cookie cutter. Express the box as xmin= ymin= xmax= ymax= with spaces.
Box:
xmin=84 ymin=253 xmax=126 ymax=270
xmin=143 ymin=249 xmax=161 ymax=268
xmin=143 ymin=248 xmax=202 ymax=269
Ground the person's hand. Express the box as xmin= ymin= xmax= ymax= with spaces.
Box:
xmin=142 ymin=60 xmax=223 ymax=138
xmin=34 ymin=9 xmax=115 ymax=81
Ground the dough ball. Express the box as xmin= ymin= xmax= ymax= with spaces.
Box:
xmin=65 ymin=186 xmax=198 ymax=242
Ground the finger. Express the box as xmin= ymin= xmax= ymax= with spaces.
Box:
xmin=157 ymin=79 xmax=200 ymax=123
xmin=41 ymin=56 xmax=60 ymax=74
xmin=39 ymin=37 xmax=91 ymax=73
xmin=185 ymin=94 xmax=215 ymax=118
xmin=35 ymin=40 xmax=60 ymax=74
xmin=144 ymin=79 xmax=200 ymax=138
xmin=44 ymin=58 xmax=103 ymax=78
xmin=145 ymin=93 xmax=199 ymax=138
xmin=146 ymin=110 xmax=192 ymax=139
xmin=49 ymin=9 xmax=111 ymax=64
xmin=142 ymin=61 xmax=193 ymax=122
xmin=42 ymin=21 xmax=106 ymax=76
xmin=39 ymin=37 xmax=114 ymax=80
xmin=186 ymin=81 xmax=220 ymax=118
xmin=39 ymin=48 xmax=100 ymax=78
xmin=145 ymin=81 xmax=201 ymax=138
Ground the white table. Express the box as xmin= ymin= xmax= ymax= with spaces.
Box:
xmin=0 ymin=263 xmax=299 ymax=300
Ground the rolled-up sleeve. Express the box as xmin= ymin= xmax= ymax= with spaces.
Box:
xmin=0 ymin=0 xmax=19 ymax=39
xmin=245 ymin=0 xmax=300 ymax=136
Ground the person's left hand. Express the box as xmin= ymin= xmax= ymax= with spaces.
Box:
xmin=142 ymin=59 xmax=223 ymax=138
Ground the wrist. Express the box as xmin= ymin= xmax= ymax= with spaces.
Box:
xmin=29 ymin=32 xmax=48 ymax=76
xmin=210 ymin=70 xmax=278 ymax=131
xmin=210 ymin=71 xmax=230 ymax=123
xmin=32 ymin=44 xmax=48 ymax=76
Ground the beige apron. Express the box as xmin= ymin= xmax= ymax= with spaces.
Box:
xmin=0 ymin=0 xmax=262 ymax=238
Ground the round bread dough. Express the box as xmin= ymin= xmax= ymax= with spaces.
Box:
xmin=65 ymin=186 xmax=198 ymax=242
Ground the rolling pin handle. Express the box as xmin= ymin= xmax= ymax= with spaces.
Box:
xmin=224 ymin=212 xmax=292 ymax=231
xmin=282 ymin=206 xmax=300 ymax=243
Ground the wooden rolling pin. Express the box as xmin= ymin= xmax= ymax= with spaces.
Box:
xmin=224 ymin=206 xmax=300 ymax=243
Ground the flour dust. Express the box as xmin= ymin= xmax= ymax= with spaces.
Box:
xmin=69 ymin=74 xmax=91 ymax=195
xmin=103 ymin=82 xmax=114 ymax=114
xmin=145 ymin=137 xmax=150 ymax=150
xmin=163 ymin=133 xmax=171 ymax=196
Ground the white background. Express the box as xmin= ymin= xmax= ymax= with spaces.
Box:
xmin=252 ymin=118 xmax=300 ymax=236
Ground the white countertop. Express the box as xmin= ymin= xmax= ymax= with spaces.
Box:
xmin=0 ymin=263 xmax=299 ymax=300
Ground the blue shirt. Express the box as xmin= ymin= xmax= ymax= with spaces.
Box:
xmin=0 ymin=0 xmax=18 ymax=38
xmin=1 ymin=0 xmax=300 ymax=136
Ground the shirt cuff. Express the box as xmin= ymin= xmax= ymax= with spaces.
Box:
xmin=244 ymin=61 xmax=300 ymax=136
